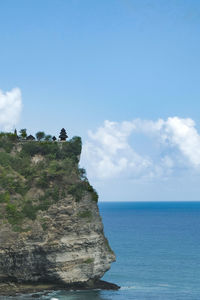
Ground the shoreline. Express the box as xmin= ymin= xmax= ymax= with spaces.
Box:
xmin=0 ymin=280 xmax=120 ymax=296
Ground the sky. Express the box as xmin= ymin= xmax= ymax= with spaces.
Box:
xmin=1 ymin=0 xmax=200 ymax=201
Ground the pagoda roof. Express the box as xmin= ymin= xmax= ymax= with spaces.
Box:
xmin=27 ymin=135 xmax=35 ymax=140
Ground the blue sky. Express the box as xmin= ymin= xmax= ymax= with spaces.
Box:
xmin=1 ymin=0 xmax=200 ymax=201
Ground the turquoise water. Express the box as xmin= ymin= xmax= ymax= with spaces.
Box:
xmin=2 ymin=202 xmax=200 ymax=300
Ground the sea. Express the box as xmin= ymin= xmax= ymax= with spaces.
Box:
xmin=2 ymin=201 xmax=200 ymax=300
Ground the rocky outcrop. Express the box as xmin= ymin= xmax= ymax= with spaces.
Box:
xmin=0 ymin=192 xmax=115 ymax=286
xmin=0 ymin=136 xmax=118 ymax=294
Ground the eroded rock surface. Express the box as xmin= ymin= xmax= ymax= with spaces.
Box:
xmin=0 ymin=193 xmax=115 ymax=285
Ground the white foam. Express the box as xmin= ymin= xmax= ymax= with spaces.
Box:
xmin=121 ymin=283 xmax=171 ymax=291
xmin=158 ymin=283 xmax=171 ymax=287
xmin=121 ymin=286 xmax=138 ymax=290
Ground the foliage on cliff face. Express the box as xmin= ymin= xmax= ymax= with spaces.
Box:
xmin=0 ymin=133 xmax=98 ymax=231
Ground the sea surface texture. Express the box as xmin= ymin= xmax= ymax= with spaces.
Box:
xmin=2 ymin=201 xmax=200 ymax=300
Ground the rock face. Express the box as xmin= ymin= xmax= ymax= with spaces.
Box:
xmin=0 ymin=192 xmax=115 ymax=285
xmin=0 ymin=137 xmax=116 ymax=288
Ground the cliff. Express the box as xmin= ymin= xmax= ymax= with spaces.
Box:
xmin=0 ymin=133 xmax=117 ymax=295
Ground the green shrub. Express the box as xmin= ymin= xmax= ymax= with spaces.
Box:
xmin=78 ymin=210 xmax=92 ymax=219
xmin=61 ymin=190 xmax=66 ymax=198
xmin=79 ymin=168 xmax=87 ymax=180
xmin=36 ymin=172 xmax=49 ymax=188
xmin=50 ymin=187 xmax=60 ymax=201
xmin=105 ymin=237 xmax=114 ymax=254
xmin=68 ymin=183 xmax=85 ymax=201
xmin=6 ymin=203 xmax=23 ymax=225
xmin=60 ymin=136 xmax=82 ymax=161
xmin=83 ymin=180 xmax=99 ymax=202
xmin=84 ymin=258 xmax=94 ymax=264
xmin=0 ymin=133 xmax=16 ymax=152
xmin=22 ymin=201 xmax=37 ymax=220
xmin=0 ymin=152 xmax=11 ymax=167
xmin=47 ymin=160 xmax=65 ymax=179
xmin=12 ymin=225 xmax=23 ymax=232
xmin=0 ymin=192 xmax=10 ymax=203
xmin=42 ymin=222 xmax=48 ymax=231
xmin=0 ymin=168 xmax=27 ymax=195
xmin=37 ymin=195 xmax=52 ymax=211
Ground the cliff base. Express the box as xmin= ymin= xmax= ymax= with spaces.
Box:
xmin=0 ymin=280 xmax=120 ymax=296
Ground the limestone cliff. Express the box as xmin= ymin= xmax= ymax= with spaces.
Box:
xmin=0 ymin=134 xmax=116 ymax=290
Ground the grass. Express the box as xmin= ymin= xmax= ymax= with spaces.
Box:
xmin=84 ymin=258 xmax=94 ymax=264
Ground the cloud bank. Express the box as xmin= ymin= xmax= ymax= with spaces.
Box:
xmin=0 ymin=88 xmax=22 ymax=131
xmin=82 ymin=117 xmax=200 ymax=180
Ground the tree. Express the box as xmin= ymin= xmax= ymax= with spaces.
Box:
xmin=36 ymin=131 xmax=45 ymax=141
xmin=19 ymin=129 xmax=27 ymax=139
xmin=79 ymin=168 xmax=87 ymax=180
xmin=52 ymin=136 xmax=57 ymax=141
xmin=10 ymin=129 xmax=18 ymax=141
xmin=44 ymin=134 xmax=52 ymax=141
xmin=59 ymin=128 xmax=68 ymax=141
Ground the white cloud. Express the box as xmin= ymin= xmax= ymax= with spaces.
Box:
xmin=163 ymin=117 xmax=200 ymax=167
xmin=81 ymin=117 xmax=200 ymax=180
xmin=82 ymin=120 xmax=153 ymax=180
xmin=0 ymin=88 xmax=22 ymax=131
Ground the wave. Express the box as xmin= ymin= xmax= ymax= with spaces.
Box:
xmin=121 ymin=283 xmax=171 ymax=291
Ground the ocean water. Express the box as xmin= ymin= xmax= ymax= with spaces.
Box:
xmin=2 ymin=201 xmax=200 ymax=300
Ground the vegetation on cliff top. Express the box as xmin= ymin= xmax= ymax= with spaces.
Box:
xmin=0 ymin=131 xmax=98 ymax=231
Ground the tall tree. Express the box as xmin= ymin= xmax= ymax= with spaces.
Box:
xmin=13 ymin=129 xmax=18 ymax=141
xmin=45 ymin=134 xmax=52 ymax=141
xmin=59 ymin=128 xmax=68 ymax=141
xmin=36 ymin=131 xmax=45 ymax=141
xmin=19 ymin=129 xmax=27 ymax=139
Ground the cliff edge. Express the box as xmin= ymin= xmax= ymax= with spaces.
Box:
xmin=0 ymin=133 xmax=117 ymax=294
